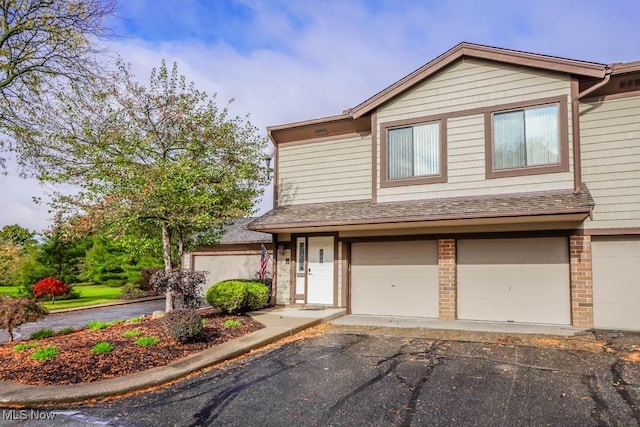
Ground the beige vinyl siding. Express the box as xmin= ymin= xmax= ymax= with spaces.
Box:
xmin=376 ymin=58 xmax=574 ymax=202
xmin=278 ymin=134 xmax=371 ymax=205
xmin=581 ymin=95 xmax=640 ymax=229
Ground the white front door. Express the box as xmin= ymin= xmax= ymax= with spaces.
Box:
xmin=306 ymin=236 xmax=334 ymax=305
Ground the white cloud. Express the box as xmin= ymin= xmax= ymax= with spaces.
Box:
xmin=2 ymin=0 xmax=639 ymax=231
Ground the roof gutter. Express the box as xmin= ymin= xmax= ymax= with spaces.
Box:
xmin=577 ymin=68 xmax=612 ymax=99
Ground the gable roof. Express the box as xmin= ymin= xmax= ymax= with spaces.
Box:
xmin=348 ymin=42 xmax=608 ymax=118
xmin=219 ymin=218 xmax=272 ymax=244
xmin=267 ymin=42 xmax=613 ymax=144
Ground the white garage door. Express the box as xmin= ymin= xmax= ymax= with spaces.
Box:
xmin=458 ymin=237 xmax=570 ymax=324
xmin=593 ymin=236 xmax=640 ymax=330
xmin=351 ymin=240 xmax=439 ymax=317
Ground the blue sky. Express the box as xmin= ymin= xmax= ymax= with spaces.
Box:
xmin=2 ymin=0 xmax=640 ymax=232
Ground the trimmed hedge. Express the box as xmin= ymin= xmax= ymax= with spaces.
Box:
xmin=206 ymin=280 xmax=269 ymax=314
xmin=246 ymin=282 xmax=270 ymax=311
xmin=206 ymin=281 xmax=248 ymax=314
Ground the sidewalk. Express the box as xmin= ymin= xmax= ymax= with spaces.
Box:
xmin=0 ymin=307 xmax=345 ymax=406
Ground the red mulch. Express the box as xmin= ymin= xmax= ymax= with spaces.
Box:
xmin=0 ymin=309 xmax=263 ymax=386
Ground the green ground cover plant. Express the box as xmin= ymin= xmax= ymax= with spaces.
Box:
xmin=12 ymin=342 xmax=38 ymax=351
xmin=223 ymin=319 xmax=242 ymax=328
xmin=122 ymin=329 xmax=141 ymax=338
xmin=31 ymin=346 xmax=58 ymax=360
xmin=30 ymin=328 xmax=55 ymax=340
xmin=135 ymin=336 xmax=159 ymax=346
xmin=92 ymin=341 xmax=114 ymax=354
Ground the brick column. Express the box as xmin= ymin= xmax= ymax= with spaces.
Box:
xmin=570 ymin=235 xmax=593 ymax=328
xmin=438 ymin=238 xmax=457 ymax=320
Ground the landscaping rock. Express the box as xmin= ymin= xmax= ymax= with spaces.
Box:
xmin=152 ymin=310 xmax=166 ymax=319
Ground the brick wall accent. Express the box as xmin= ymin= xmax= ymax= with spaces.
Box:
xmin=438 ymin=238 xmax=457 ymax=320
xmin=570 ymin=235 xmax=593 ymax=328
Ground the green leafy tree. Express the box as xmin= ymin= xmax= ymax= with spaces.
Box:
xmin=0 ymin=0 xmax=116 ymax=168
xmin=38 ymin=233 xmax=91 ymax=284
xmin=0 ymin=224 xmax=38 ymax=286
xmin=0 ymin=242 xmax=21 ymax=285
xmin=0 ymin=224 xmax=36 ymax=246
xmin=81 ymin=235 xmax=162 ymax=286
xmin=22 ymin=61 xmax=270 ymax=310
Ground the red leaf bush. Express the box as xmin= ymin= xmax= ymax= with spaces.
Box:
xmin=33 ymin=277 xmax=70 ymax=302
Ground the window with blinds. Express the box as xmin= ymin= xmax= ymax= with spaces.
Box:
xmin=387 ymin=121 xmax=440 ymax=180
xmin=492 ymin=103 xmax=560 ymax=171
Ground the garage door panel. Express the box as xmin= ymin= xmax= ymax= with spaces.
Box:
xmin=351 ymin=241 xmax=438 ymax=318
xmin=458 ymin=237 xmax=570 ymax=325
xmin=593 ymin=237 xmax=640 ymax=329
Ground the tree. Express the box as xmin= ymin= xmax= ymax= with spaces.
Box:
xmin=0 ymin=224 xmax=36 ymax=246
xmin=32 ymin=277 xmax=69 ymax=302
xmin=22 ymin=60 xmax=270 ymax=311
xmin=0 ymin=0 xmax=116 ymax=168
xmin=0 ymin=224 xmax=36 ymax=286
xmin=0 ymin=295 xmax=48 ymax=341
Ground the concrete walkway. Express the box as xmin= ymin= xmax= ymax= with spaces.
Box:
xmin=331 ymin=314 xmax=584 ymax=336
xmin=0 ymin=307 xmax=345 ymax=406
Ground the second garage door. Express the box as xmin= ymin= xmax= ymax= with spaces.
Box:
xmin=350 ymin=240 xmax=439 ymax=317
xmin=458 ymin=237 xmax=570 ymax=325
xmin=592 ymin=236 xmax=640 ymax=330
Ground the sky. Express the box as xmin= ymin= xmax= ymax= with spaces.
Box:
xmin=1 ymin=0 xmax=639 ymax=232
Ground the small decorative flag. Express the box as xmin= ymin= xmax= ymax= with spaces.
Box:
xmin=259 ymin=244 xmax=270 ymax=279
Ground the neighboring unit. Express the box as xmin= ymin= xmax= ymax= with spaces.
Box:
xmin=249 ymin=42 xmax=640 ymax=330
xmin=184 ymin=218 xmax=272 ymax=297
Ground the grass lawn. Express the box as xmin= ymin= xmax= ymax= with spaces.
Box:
xmin=0 ymin=285 xmax=122 ymax=311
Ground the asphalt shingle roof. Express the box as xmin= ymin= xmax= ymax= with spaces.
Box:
xmin=248 ymin=185 xmax=594 ymax=231
xmin=220 ymin=218 xmax=272 ymax=244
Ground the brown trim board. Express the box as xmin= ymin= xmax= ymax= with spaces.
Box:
xmin=333 ymin=235 xmax=339 ymax=308
xmin=269 ymin=115 xmax=371 ymax=145
xmin=571 ymin=77 xmax=582 ymax=192
xmin=273 ymin=143 xmax=279 ymax=209
xmin=581 ymin=89 xmax=640 ymax=103
xmin=341 ymin=241 xmax=350 ymax=310
xmin=371 ymin=111 xmax=378 ymax=203
xmin=341 ymin=229 xmax=573 ymax=243
xmin=272 ymin=233 xmax=278 ymax=306
xmin=581 ymin=228 xmax=640 ymax=236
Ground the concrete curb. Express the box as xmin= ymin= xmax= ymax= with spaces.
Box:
xmin=0 ymin=310 xmax=337 ymax=406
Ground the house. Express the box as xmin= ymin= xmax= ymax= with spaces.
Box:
xmin=249 ymin=42 xmax=640 ymax=330
xmin=184 ymin=218 xmax=272 ymax=297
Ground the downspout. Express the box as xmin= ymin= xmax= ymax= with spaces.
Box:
xmin=577 ymin=68 xmax=612 ymax=100
xmin=572 ymin=67 xmax=612 ymax=194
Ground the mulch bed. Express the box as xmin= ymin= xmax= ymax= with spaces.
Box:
xmin=0 ymin=309 xmax=264 ymax=386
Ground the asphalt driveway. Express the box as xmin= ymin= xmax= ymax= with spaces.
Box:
xmin=6 ymin=326 xmax=639 ymax=426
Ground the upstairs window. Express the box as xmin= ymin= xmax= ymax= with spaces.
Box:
xmin=381 ymin=118 xmax=447 ymax=187
xmin=486 ymin=97 xmax=568 ymax=179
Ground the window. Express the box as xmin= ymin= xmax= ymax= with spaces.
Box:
xmin=319 ymin=248 xmax=324 ymax=264
xmin=381 ymin=118 xmax=447 ymax=187
xmin=297 ymin=241 xmax=305 ymax=273
xmin=485 ymin=97 xmax=568 ymax=179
